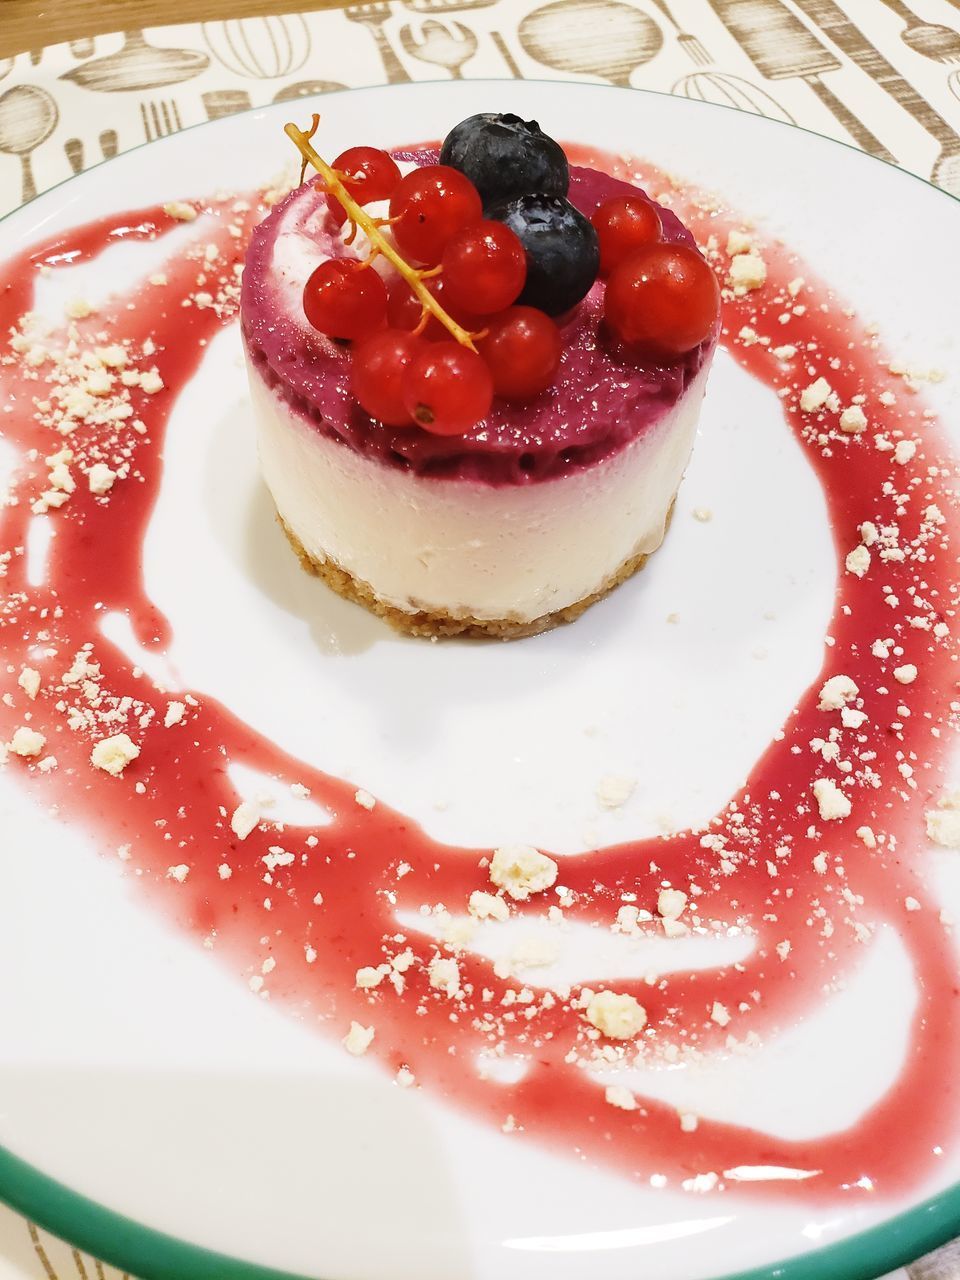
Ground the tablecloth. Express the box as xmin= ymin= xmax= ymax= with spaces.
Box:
xmin=0 ymin=0 xmax=959 ymax=1274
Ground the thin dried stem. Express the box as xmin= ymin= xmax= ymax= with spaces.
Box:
xmin=285 ymin=117 xmax=478 ymax=351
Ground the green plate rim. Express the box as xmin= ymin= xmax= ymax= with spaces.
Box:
xmin=1 ymin=75 xmax=958 ymax=1280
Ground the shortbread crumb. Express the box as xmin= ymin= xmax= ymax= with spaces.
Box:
xmin=90 ymin=732 xmax=139 ymax=776
xmin=489 ymin=844 xmax=558 ymax=901
xmin=585 ymin=990 xmax=647 ymax=1040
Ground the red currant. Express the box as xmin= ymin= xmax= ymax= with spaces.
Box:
xmin=478 ymin=306 xmax=561 ymax=400
xmin=604 ymin=243 xmax=719 ymax=357
xmin=352 ymin=328 xmax=423 ymax=426
xmin=302 ymin=259 xmax=388 ymax=341
xmin=324 ymin=146 xmax=401 ymax=226
xmin=402 ymin=342 xmax=493 ymax=435
xmin=591 ymin=195 xmax=662 ymax=276
xmin=390 ymin=166 xmax=482 ymax=265
xmin=387 ymin=275 xmax=481 ymax=341
xmin=441 ymin=220 xmax=526 ymax=315
xmin=430 ymin=276 xmax=483 ymax=332
xmin=387 ymin=275 xmax=425 ymax=332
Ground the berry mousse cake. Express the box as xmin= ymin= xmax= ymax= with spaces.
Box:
xmin=241 ymin=112 xmax=720 ymax=638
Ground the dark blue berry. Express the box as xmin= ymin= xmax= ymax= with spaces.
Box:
xmin=486 ymin=194 xmax=599 ymax=316
xmin=440 ymin=113 xmax=569 ymax=208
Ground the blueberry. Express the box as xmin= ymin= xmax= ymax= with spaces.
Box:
xmin=440 ymin=113 xmax=569 ymax=208
xmin=486 ymin=194 xmax=599 ymax=316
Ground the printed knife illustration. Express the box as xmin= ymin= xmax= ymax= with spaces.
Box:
xmin=707 ymin=0 xmax=895 ymax=162
xmin=792 ymin=0 xmax=960 ymax=194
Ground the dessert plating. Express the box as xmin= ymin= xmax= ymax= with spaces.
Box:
xmin=241 ymin=112 xmax=720 ymax=637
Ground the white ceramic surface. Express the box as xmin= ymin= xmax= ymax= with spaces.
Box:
xmin=0 ymin=81 xmax=959 ymax=1280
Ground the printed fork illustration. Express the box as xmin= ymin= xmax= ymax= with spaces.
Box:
xmin=140 ymin=98 xmax=183 ymax=142
xmin=649 ymin=0 xmax=711 ymax=65
xmin=399 ymin=19 xmax=479 ymax=77
xmin=345 ymin=3 xmax=413 ymax=83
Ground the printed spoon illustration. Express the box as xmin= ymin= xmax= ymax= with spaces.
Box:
xmin=0 ymin=84 xmax=59 ymax=203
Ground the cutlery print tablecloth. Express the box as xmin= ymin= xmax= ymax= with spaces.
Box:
xmin=2 ymin=0 xmax=960 ymax=215
xmin=1 ymin=0 xmax=960 ymax=1276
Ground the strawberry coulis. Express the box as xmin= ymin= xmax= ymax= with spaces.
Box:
xmin=1 ymin=150 xmax=959 ymax=1211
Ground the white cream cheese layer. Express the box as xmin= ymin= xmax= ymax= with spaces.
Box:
xmin=247 ymin=358 xmax=709 ymax=624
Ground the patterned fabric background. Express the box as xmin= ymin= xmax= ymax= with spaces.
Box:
xmin=1 ymin=0 xmax=960 ymax=216
xmin=0 ymin=0 xmax=959 ymax=1275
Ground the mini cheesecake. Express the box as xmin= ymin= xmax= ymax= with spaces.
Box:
xmin=241 ymin=149 xmax=717 ymax=639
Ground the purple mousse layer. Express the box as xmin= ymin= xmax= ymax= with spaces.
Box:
xmin=241 ymin=147 xmax=715 ymax=485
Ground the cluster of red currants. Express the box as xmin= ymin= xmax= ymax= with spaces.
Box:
xmin=592 ymin=195 xmax=720 ymax=358
xmin=302 ymin=141 xmax=719 ymax=437
xmin=303 ymin=145 xmax=557 ymax=435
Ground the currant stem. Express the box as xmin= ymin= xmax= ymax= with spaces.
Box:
xmin=285 ymin=118 xmax=478 ymax=352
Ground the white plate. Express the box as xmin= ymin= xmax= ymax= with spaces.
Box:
xmin=0 ymin=80 xmax=959 ymax=1280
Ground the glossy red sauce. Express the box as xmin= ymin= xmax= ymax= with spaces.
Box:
xmin=1 ymin=153 xmax=958 ymax=1207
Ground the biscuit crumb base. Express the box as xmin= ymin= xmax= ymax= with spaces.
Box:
xmin=278 ymin=502 xmax=675 ymax=641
